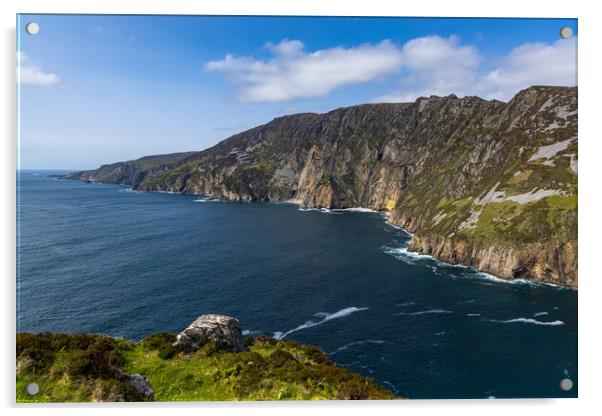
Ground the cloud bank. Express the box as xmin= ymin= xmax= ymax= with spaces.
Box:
xmin=17 ymin=52 xmax=59 ymax=86
xmin=207 ymin=35 xmax=576 ymax=103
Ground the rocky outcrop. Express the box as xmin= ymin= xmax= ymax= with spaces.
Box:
xmin=65 ymin=86 xmax=578 ymax=287
xmin=113 ymin=370 xmax=154 ymax=401
xmin=173 ymin=314 xmax=248 ymax=353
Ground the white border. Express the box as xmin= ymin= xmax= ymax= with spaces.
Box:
xmin=2 ymin=1 xmax=601 ymax=415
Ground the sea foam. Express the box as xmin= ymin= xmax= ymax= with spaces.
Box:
xmin=383 ymin=243 xmax=571 ymax=290
xmin=481 ymin=317 xmax=565 ymax=326
xmin=298 ymin=207 xmax=342 ymax=214
xmin=298 ymin=206 xmax=388 ymax=216
xmin=329 ymin=339 xmax=386 ymax=355
xmin=395 ymin=309 xmax=452 ymax=316
xmin=273 ymin=306 xmax=369 ymax=340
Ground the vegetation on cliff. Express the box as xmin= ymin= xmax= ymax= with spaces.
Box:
xmin=16 ymin=332 xmax=395 ymax=402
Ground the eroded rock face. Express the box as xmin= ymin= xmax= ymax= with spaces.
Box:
xmin=408 ymin=234 xmax=578 ymax=288
xmin=173 ymin=314 xmax=248 ymax=353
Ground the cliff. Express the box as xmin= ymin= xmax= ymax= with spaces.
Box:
xmin=16 ymin=315 xmax=395 ymax=402
xmin=66 ymin=151 xmax=197 ymax=186
xmin=64 ymin=86 xmax=578 ymax=287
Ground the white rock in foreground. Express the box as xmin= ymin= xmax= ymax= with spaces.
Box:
xmin=173 ymin=314 xmax=248 ymax=353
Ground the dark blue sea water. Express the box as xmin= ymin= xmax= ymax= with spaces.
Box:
xmin=17 ymin=171 xmax=578 ymax=399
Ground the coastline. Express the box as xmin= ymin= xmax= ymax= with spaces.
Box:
xmin=57 ymin=175 xmax=575 ymax=290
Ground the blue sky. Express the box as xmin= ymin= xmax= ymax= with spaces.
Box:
xmin=17 ymin=15 xmax=577 ymax=169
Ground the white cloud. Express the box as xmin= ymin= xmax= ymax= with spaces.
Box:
xmin=375 ymin=35 xmax=482 ymax=102
xmin=17 ymin=52 xmax=59 ymax=86
xmin=402 ymin=35 xmax=481 ymax=71
xmin=207 ymin=35 xmax=577 ymax=104
xmin=205 ymin=39 xmax=404 ymax=102
xmin=480 ymin=38 xmax=577 ymax=100
xmin=375 ymin=36 xmax=576 ymax=103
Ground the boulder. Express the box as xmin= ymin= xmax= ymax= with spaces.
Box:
xmin=173 ymin=314 xmax=248 ymax=353
xmin=113 ymin=369 xmax=154 ymax=401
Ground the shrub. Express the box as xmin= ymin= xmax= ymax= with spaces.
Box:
xmin=337 ymin=375 xmax=372 ymax=400
xmin=195 ymin=341 xmax=227 ymax=357
xmin=64 ymin=339 xmax=122 ymax=379
xmin=142 ymin=332 xmax=177 ymax=359
xmin=266 ymin=350 xmax=297 ymax=369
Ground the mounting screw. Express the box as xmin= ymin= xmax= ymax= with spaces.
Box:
xmin=26 ymin=382 xmax=39 ymax=395
xmin=560 ymin=27 xmax=573 ymax=39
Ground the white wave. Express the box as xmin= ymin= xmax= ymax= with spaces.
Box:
xmin=298 ymin=206 xmax=389 ymax=216
xmin=481 ymin=317 xmax=565 ymax=326
xmin=382 ymin=246 xmax=428 ymax=259
xmin=297 ymin=207 xmax=342 ymax=215
xmin=329 ymin=339 xmax=385 ymax=355
xmin=475 ymin=273 xmax=569 ymax=290
xmin=192 ymin=198 xmax=214 ymax=203
xmin=384 ymin=242 xmax=572 ymax=290
xmin=118 ymin=187 xmax=142 ymax=193
xmin=382 ymin=245 xmax=433 ymax=265
xmin=285 ymin=199 xmax=302 ymax=205
xmin=534 ymin=311 xmax=549 ymax=317
xmin=242 ymin=329 xmax=260 ymax=336
xmin=331 ymin=207 xmax=380 ymax=213
xmin=463 ymin=270 xmax=572 ymax=290
xmin=395 ymin=309 xmax=452 ymax=316
xmin=273 ymin=306 xmax=369 ymax=340
xmin=395 ymin=302 xmax=416 ymax=307
xmin=472 ymin=272 xmax=531 ymax=285
xmin=467 ymin=313 xmax=481 ymax=317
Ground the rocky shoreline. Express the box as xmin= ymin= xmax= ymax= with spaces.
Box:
xmin=406 ymin=234 xmax=577 ymax=288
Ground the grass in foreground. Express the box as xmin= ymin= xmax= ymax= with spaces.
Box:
xmin=16 ymin=332 xmax=396 ymax=402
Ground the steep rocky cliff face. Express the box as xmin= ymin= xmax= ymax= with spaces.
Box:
xmin=66 ymin=86 xmax=578 ymax=287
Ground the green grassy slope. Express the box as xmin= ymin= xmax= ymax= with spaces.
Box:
xmin=16 ymin=332 xmax=396 ymax=402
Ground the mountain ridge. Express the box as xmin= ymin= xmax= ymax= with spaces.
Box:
xmin=64 ymin=85 xmax=578 ymax=288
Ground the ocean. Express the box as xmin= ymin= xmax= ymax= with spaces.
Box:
xmin=16 ymin=170 xmax=578 ymax=399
